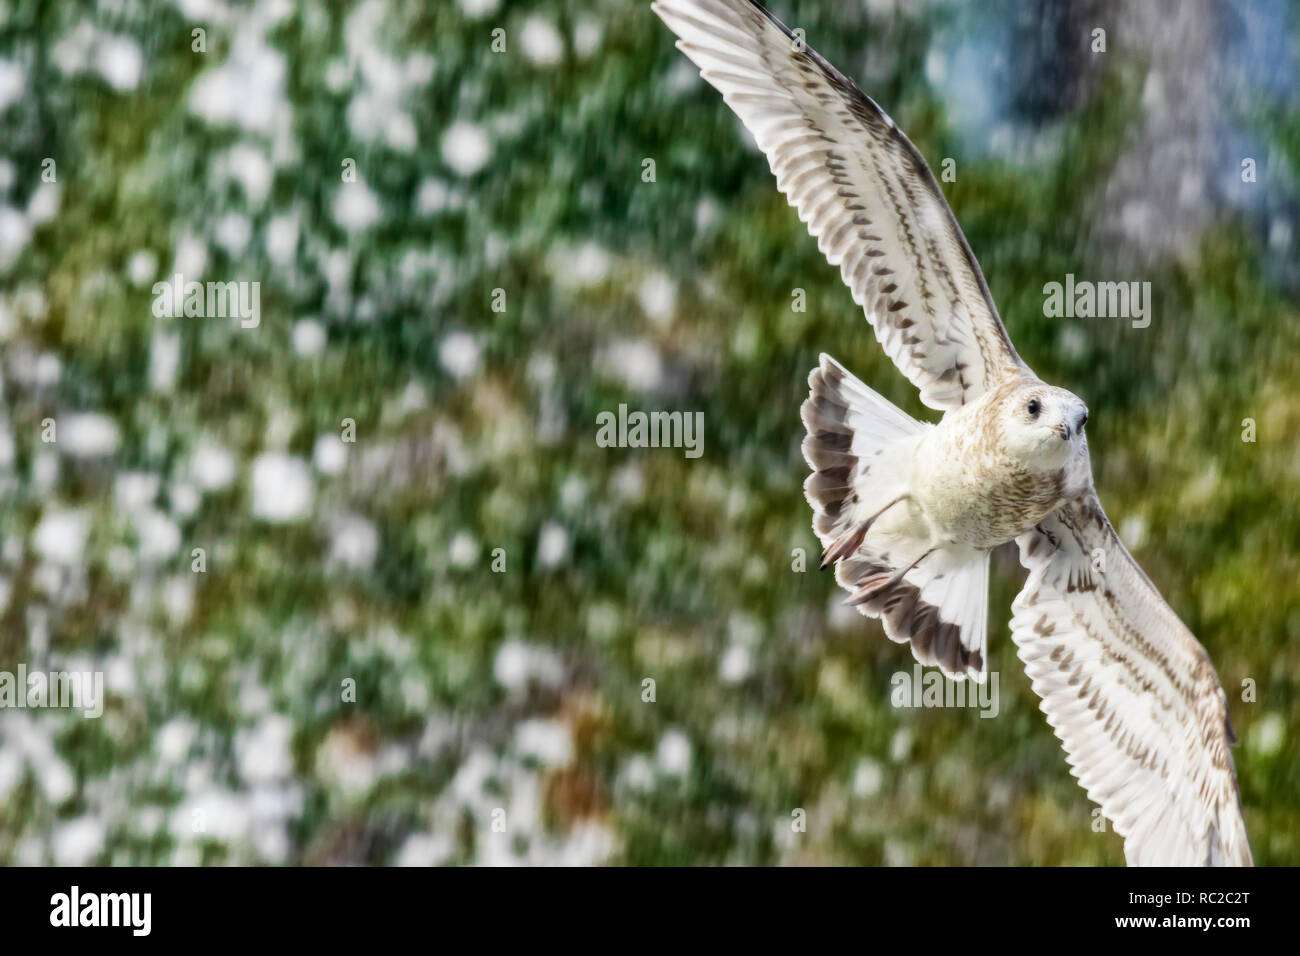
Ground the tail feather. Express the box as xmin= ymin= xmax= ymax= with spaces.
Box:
xmin=801 ymin=353 xmax=921 ymax=541
xmin=835 ymin=550 xmax=990 ymax=680
xmin=802 ymin=354 xmax=990 ymax=681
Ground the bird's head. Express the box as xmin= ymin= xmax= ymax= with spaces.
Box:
xmin=999 ymin=381 xmax=1089 ymax=472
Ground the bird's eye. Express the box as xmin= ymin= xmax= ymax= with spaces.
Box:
xmin=1027 ymin=398 xmax=1041 ymax=417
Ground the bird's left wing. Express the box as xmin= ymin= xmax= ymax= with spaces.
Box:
xmin=652 ymin=0 xmax=1029 ymax=410
xmin=1012 ymin=494 xmax=1251 ymax=866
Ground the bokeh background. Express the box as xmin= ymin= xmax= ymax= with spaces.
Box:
xmin=0 ymin=0 xmax=1296 ymax=865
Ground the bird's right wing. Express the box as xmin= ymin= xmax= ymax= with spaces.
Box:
xmin=1012 ymin=495 xmax=1251 ymax=866
xmin=652 ymin=0 xmax=1030 ymax=409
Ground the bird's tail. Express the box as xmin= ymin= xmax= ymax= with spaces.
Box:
xmin=801 ymin=354 xmax=990 ymax=681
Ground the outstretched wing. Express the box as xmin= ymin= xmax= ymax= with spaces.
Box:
xmin=652 ymin=0 xmax=1029 ymax=409
xmin=1012 ymin=495 xmax=1251 ymax=866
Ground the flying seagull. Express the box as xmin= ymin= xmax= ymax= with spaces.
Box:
xmin=652 ymin=0 xmax=1250 ymax=866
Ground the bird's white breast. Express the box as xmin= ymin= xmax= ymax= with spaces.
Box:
xmin=909 ymin=396 xmax=1070 ymax=550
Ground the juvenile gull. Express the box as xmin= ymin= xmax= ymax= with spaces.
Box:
xmin=653 ymin=0 xmax=1250 ymax=866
